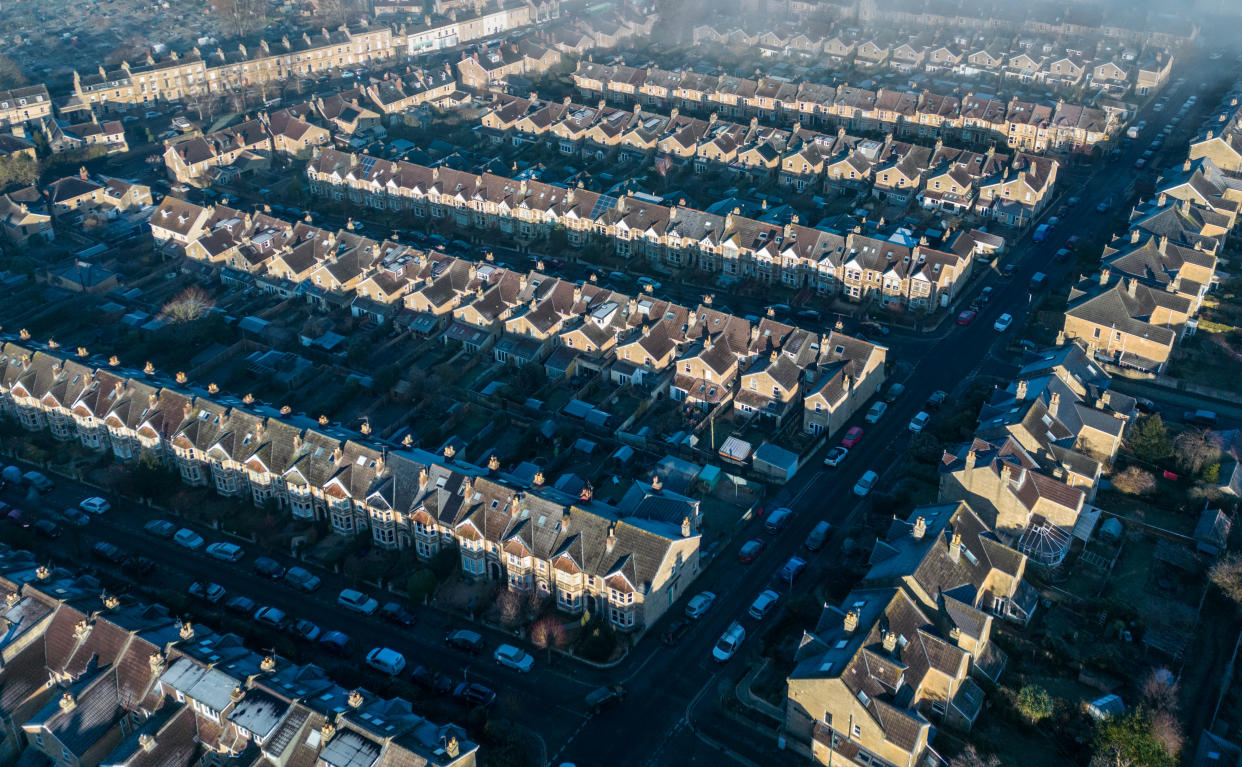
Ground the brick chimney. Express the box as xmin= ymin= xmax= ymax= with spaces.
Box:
xmin=843 ymin=609 xmax=859 ymax=633
xmin=1048 ymin=392 xmax=1060 ymax=418
xmin=964 ymin=448 xmax=976 ymax=471
xmin=1015 ymin=379 xmax=1028 ymax=400
xmin=882 ymin=631 xmax=898 ymax=653
xmin=912 ymin=516 xmax=927 ymax=540
xmin=948 ymin=532 xmax=963 ymax=562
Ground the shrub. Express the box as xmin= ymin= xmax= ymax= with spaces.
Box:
xmin=1112 ymin=466 xmax=1156 ymax=495
xmin=1016 ymin=684 xmax=1054 ymax=723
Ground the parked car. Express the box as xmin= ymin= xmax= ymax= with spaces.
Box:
xmin=636 ymin=276 xmax=661 ymax=291
xmin=993 ymin=313 xmax=1013 ymax=332
xmin=284 ymin=566 xmax=322 ymax=592
xmin=205 ymin=542 xmax=245 ymax=562
xmin=319 ymin=631 xmax=351 ymax=656
xmin=189 ymin=581 xmax=226 ymax=603
xmin=254 ymin=606 xmax=288 ymax=629
xmin=173 ymin=528 xmax=204 ymax=550
xmin=61 ymin=509 xmax=91 ymax=527
xmin=585 ymin=685 xmax=627 ymax=714
xmin=822 ymin=446 xmax=848 ymax=467
xmin=453 ymin=682 xmax=496 ymax=707
xmin=805 ymin=521 xmax=832 ymax=552
xmin=92 ymin=541 xmax=127 ymax=564
xmin=1184 ymin=409 xmax=1219 ymax=427
xmin=338 ymin=589 xmax=379 ymax=615
xmin=411 ymin=665 xmax=455 ymax=693
xmin=380 ymin=602 xmax=417 ymax=627
xmin=225 ymin=595 xmax=257 ymax=614
xmin=853 ymin=470 xmax=879 ymax=497
xmin=366 ymin=647 xmax=407 ymax=675
xmin=685 ymin=591 xmax=716 ymax=619
xmin=494 ymin=644 xmax=535 ymax=672
xmin=864 ymin=401 xmax=888 ymax=423
xmin=144 ymin=519 xmax=177 ymax=538
xmin=712 ymin=622 xmax=746 ymax=662
xmin=253 ymin=557 xmax=287 ymax=579
xmin=661 ymin=620 xmax=693 ymax=645
xmin=738 ymin=538 xmax=766 ymax=563
xmin=445 ymin=629 xmax=484 ymax=654
xmin=291 ymin=619 xmax=321 ymax=642
xmin=780 ymin=556 xmax=808 ymax=582
xmin=883 ymin=382 xmax=905 ymax=402
xmin=5 ymin=508 xmax=31 ymax=527
xmin=35 ymin=519 xmax=63 ymax=539
xmin=840 ymin=426 xmax=864 ymax=448
xmin=23 ymin=471 xmax=53 ymax=493
xmin=925 ymin=390 xmax=948 ymax=409
xmin=124 ymin=556 xmax=156 ymax=577
xmin=764 ymin=507 xmax=793 ymax=533
xmin=748 ymin=589 xmax=780 ymax=620
xmin=79 ymin=497 xmax=111 ymax=514
xmin=956 ymin=309 xmax=977 ymax=326
xmin=908 ymin=411 xmax=931 ymax=433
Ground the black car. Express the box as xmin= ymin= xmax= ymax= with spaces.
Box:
xmin=380 ymin=602 xmax=416 ymax=627
xmin=92 ymin=541 xmax=127 ymax=564
xmin=411 ymin=665 xmax=455 ymax=694
xmin=253 ymin=557 xmax=286 ymax=579
xmin=225 ymin=595 xmax=257 ymax=614
xmin=35 ymin=519 xmax=63 ymax=539
xmin=660 ymin=620 xmax=692 ymax=646
xmin=445 ymin=629 xmax=484 ymax=654
xmin=585 ymin=685 xmax=626 ymax=714
xmin=124 ymin=556 xmax=157 ymax=577
xmin=453 ymin=682 xmax=496 ymax=707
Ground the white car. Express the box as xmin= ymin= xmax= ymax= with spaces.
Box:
xmin=365 ymin=647 xmax=406 ymax=675
xmin=853 ymin=470 xmax=879 ymax=497
xmin=712 ymin=622 xmax=746 ymax=662
xmin=685 ymin=591 xmax=717 ymax=619
xmin=173 ymin=528 xmax=205 ymax=550
xmin=823 ymin=446 xmax=849 ymax=467
xmin=908 ymin=411 xmax=931 ymax=433
xmin=748 ymin=589 xmax=780 ymax=620
xmin=864 ymin=401 xmax=888 ymax=423
xmin=494 ymin=644 xmax=535 ymax=672
xmin=254 ymin=606 xmax=288 ymax=629
xmin=80 ymin=497 xmax=111 ymax=515
xmin=205 ymin=542 xmax=245 ymax=562
xmin=993 ymin=313 xmax=1013 ymax=332
xmin=337 ymin=589 xmax=379 ymax=615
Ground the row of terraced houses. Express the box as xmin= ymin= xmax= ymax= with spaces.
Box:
xmin=0 ymin=343 xmax=706 ymax=634
xmin=570 ymin=62 xmax=1120 ymax=155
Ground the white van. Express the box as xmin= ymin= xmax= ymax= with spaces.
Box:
xmin=365 ymin=647 xmax=406 ymax=675
xmin=765 ymin=507 xmax=793 ymax=534
xmin=712 ymin=622 xmax=746 ymax=662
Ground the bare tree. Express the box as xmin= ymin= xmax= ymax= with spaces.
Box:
xmin=1173 ymin=428 xmax=1220 ymax=476
xmin=1210 ymin=554 xmax=1242 ymax=609
xmin=1140 ymin=669 xmax=1180 ymax=713
xmin=1150 ymin=710 xmax=1184 ymax=759
xmin=949 ymin=745 xmax=1000 ymax=767
xmin=162 ymin=286 xmax=215 ymax=323
xmin=495 ymin=589 xmax=522 ymax=627
xmin=211 ymin=0 xmax=268 ymax=38
xmin=1112 ymin=466 xmax=1156 ymax=496
xmin=530 ymin=615 xmax=568 ymax=661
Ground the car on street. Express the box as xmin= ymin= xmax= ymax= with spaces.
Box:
xmin=319 ymin=631 xmax=351 ymax=656
xmin=585 ymin=685 xmax=627 ymax=714
xmin=124 ymin=556 xmax=156 ymax=577
xmin=453 ymin=682 xmax=496 ymax=707
xmin=411 ymin=666 xmax=455 ymax=693
xmin=291 ymin=619 xmax=321 ymax=642
xmin=738 ymin=538 xmax=766 ymax=563
xmin=79 ymin=497 xmax=111 ymax=514
xmin=883 ymin=382 xmax=905 ymax=402
xmin=1031 ymin=224 xmax=1050 ymax=243
xmin=189 ymin=581 xmax=226 ymax=603
xmin=926 ymin=390 xmax=948 ymax=409
xmin=1000 ymin=263 xmax=1015 ymax=278
xmin=23 ymin=471 xmax=53 ymax=493
xmin=366 ymin=647 xmax=407 ymax=675
xmin=5 ymin=508 xmax=30 ymax=527
xmin=173 ymin=528 xmax=204 ymax=550
xmin=144 ymin=519 xmax=176 ymax=538
xmin=685 ymin=591 xmax=717 ymax=619
xmin=822 ymin=446 xmax=848 ymax=467
xmin=661 ymin=619 xmax=693 ymax=645
xmin=909 ymin=411 xmax=931 ymax=433
xmin=92 ymin=541 xmax=127 ymax=564
xmin=841 ymin=426 xmax=864 ymax=448
xmin=1053 ymin=248 xmax=1072 ymax=261
xmin=764 ymin=506 xmax=793 ymax=533
xmin=1097 ymin=198 xmax=1113 ymax=213
xmin=864 ymin=402 xmax=888 ymax=423
xmin=494 ymin=644 xmax=535 ymax=672
xmin=956 ymin=309 xmax=977 ymax=326
xmin=61 ymin=509 xmax=90 ymax=527
xmin=35 ymin=519 xmax=63 ymax=539
xmin=254 ymin=606 xmax=288 ymax=629
xmin=253 ymin=557 xmax=287 ymax=579
xmin=854 ymin=470 xmax=879 ymax=497
xmin=993 ymin=313 xmax=1013 ymax=332
xmin=284 ymin=566 xmax=322 ymax=592
xmin=338 ymin=589 xmax=379 ymax=615
xmin=380 ymin=602 xmax=417 ymax=627
xmin=712 ymin=622 xmax=746 ymax=662
xmin=748 ymin=589 xmax=780 ymax=620
xmin=977 ymin=287 xmax=993 ymax=304
xmin=780 ymin=556 xmax=808 ymax=583
xmin=205 ymin=542 xmax=245 ymax=562
xmin=445 ymin=629 xmax=485 ymax=654
xmin=636 ymin=276 xmax=661 ymax=291
xmin=1134 ymin=158 xmax=1147 ymax=168
xmin=225 ymin=595 xmax=257 ymax=614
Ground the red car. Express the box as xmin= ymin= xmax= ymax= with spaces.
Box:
xmin=841 ymin=426 xmax=864 ymax=448
xmin=738 ymin=538 xmax=766 ymax=563
xmin=956 ymin=309 xmax=977 ymax=326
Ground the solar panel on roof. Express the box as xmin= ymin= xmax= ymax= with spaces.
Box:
xmin=589 ymin=195 xmax=618 ymax=219
xmin=357 ymin=155 xmax=377 ymax=176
